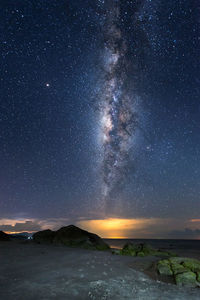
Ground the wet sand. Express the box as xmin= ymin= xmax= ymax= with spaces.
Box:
xmin=0 ymin=240 xmax=200 ymax=299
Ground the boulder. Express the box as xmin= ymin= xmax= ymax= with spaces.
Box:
xmin=157 ymin=257 xmax=200 ymax=287
xmin=53 ymin=225 xmax=110 ymax=250
xmin=33 ymin=229 xmax=55 ymax=244
xmin=121 ymin=243 xmax=155 ymax=256
xmin=120 ymin=242 xmax=176 ymax=257
xmin=0 ymin=231 xmax=10 ymax=241
xmin=182 ymin=258 xmax=200 ymax=273
xmin=170 ymin=262 xmax=189 ymax=275
xmin=33 ymin=225 xmax=110 ymax=251
xmin=157 ymin=259 xmax=173 ymax=276
xmin=120 ymin=243 xmax=138 ymax=256
xmin=175 ymin=271 xmax=198 ymax=287
xmin=111 ymin=249 xmax=121 ymax=255
xmin=197 ymin=271 xmax=200 ymax=282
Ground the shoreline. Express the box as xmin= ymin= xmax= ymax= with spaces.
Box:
xmin=1 ymin=240 xmax=200 ymax=299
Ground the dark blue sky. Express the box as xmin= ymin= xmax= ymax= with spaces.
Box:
xmin=0 ymin=0 xmax=200 ymax=238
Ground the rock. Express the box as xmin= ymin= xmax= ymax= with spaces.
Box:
xmin=120 ymin=243 xmax=175 ymax=257
xmin=197 ymin=271 xmax=200 ymax=282
xmin=168 ymin=257 xmax=183 ymax=264
xmin=169 ymin=257 xmax=200 ymax=273
xmin=157 ymin=259 xmax=173 ymax=276
xmin=0 ymin=231 xmax=10 ymax=241
xmin=182 ymin=258 xmax=200 ymax=273
xmin=33 ymin=225 xmax=110 ymax=251
xmin=121 ymin=243 xmax=155 ymax=256
xmin=157 ymin=257 xmax=200 ymax=287
xmin=33 ymin=229 xmax=56 ymax=244
xmin=111 ymin=249 xmax=121 ymax=255
xmin=53 ymin=225 xmax=110 ymax=250
xmin=175 ymin=271 xmax=198 ymax=287
xmin=170 ymin=262 xmax=189 ymax=275
xmin=121 ymin=243 xmax=137 ymax=256
xmin=141 ymin=243 xmax=156 ymax=255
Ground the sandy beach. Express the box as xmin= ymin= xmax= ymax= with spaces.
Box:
xmin=1 ymin=240 xmax=200 ymax=300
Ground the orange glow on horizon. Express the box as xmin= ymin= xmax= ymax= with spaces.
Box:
xmin=4 ymin=231 xmax=35 ymax=234
xmin=77 ymin=218 xmax=159 ymax=238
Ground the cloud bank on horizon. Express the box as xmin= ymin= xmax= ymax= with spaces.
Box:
xmin=1 ymin=217 xmax=200 ymax=239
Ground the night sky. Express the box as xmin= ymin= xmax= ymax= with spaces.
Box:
xmin=0 ymin=0 xmax=200 ymax=238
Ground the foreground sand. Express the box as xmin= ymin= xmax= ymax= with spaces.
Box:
xmin=1 ymin=241 xmax=200 ymax=299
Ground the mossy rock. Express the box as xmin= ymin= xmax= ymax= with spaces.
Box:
xmin=120 ymin=243 xmax=176 ymax=257
xmin=170 ymin=262 xmax=189 ymax=275
xmin=121 ymin=249 xmax=137 ymax=256
xmin=111 ymin=249 xmax=121 ymax=255
xmin=121 ymin=243 xmax=155 ymax=256
xmin=182 ymin=259 xmax=200 ymax=273
xmin=123 ymin=243 xmax=142 ymax=252
xmin=197 ymin=272 xmax=200 ymax=282
xmin=168 ymin=257 xmax=200 ymax=272
xmin=157 ymin=259 xmax=173 ymax=276
xmin=157 ymin=257 xmax=200 ymax=287
xmin=140 ymin=243 xmax=155 ymax=255
xmin=120 ymin=243 xmax=137 ymax=256
xmin=168 ymin=257 xmax=184 ymax=264
xmin=175 ymin=271 xmax=198 ymax=287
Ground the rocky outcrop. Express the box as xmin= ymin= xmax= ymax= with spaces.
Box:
xmin=53 ymin=225 xmax=110 ymax=250
xmin=119 ymin=243 xmax=176 ymax=257
xmin=0 ymin=231 xmax=10 ymax=241
xmin=157 ymin=257 xmax=200 ymax=287
xmin=33 ymin=229 xmax=55 ymax=244
xmin=33 ymin=225 xmax=110 ymax=251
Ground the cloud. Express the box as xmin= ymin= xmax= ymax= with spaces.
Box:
xmin=0 ymin=220 xmax=42 ymax=233
xmin=168 ymin=228 xmax=200 ymax=239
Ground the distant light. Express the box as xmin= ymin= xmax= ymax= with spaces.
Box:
xmin=46 ymin=83 xmax=50 ymax=87
xmin=77 ymin=218 xmax=159 ymax=238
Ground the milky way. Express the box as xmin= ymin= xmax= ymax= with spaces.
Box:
xmin=98 ymin=0 xmax=139 ymax=204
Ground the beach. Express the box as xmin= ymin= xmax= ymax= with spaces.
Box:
xmin=1 ymin=240 xmax=200 ymax=299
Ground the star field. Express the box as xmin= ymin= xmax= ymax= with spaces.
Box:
xmin=0 ymin=0 xmax=200 ymax=236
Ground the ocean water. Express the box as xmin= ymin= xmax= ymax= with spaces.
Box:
xmin=104 ymin=238 xmax=200 ymax=250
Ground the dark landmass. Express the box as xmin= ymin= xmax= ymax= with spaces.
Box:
xmin=0 ymin=230 xmax=10 ymax=241
xmin=33 ymin=225 xmax=110 ymax=250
